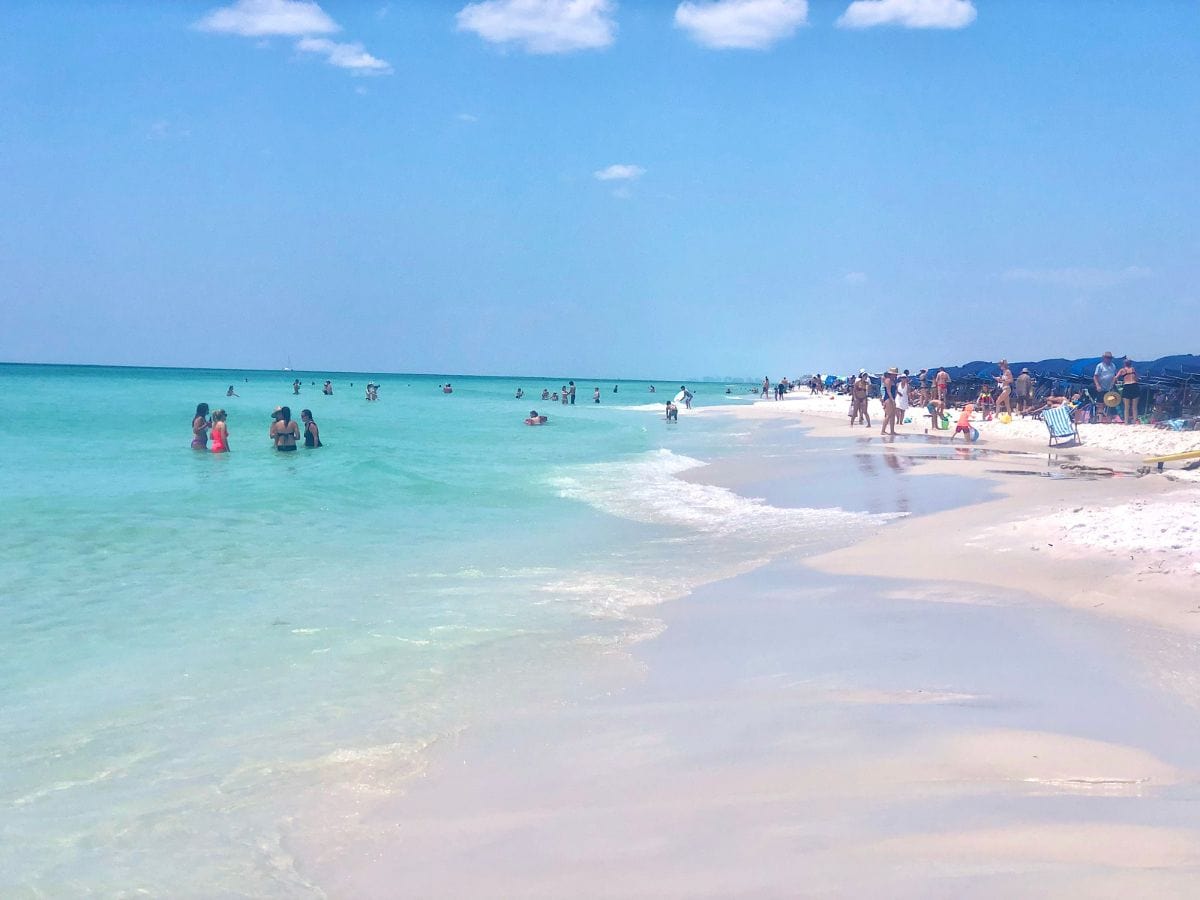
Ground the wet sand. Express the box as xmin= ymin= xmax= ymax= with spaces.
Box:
xmin=300 ymin=402 xmax=1200 ymax=897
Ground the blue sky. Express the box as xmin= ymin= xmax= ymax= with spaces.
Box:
xmin=2 ymin=0 xmax=1197 ymax=378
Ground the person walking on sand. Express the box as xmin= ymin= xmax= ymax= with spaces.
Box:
xmin=1015 ymin=368 xmax=1033 ymax=414
xmin=896 ymin=374 xmax=910 ymax=427
xmin=881 ymin=368 xmax=898 ymax=436
xmin=210 ymin=409 xmax=230 ymax=453
xmin=850 ymin=371 xmax=871 ymax=427
xmin=1093 ymin=351 xmax=1118 ymax=422
xmin=1116 ymin=357 xmax=1140 ymax=424
xmin=934 ymin=367 xmax=950 ymax=403
xmin=191 ymin=403 xmax=211 ymax=450
xmin=995 ymin=360 xmax=1014 ymax=417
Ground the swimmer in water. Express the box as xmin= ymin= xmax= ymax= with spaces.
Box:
xmin=524 ymin=409 xmax=548 ymax=425
xmin=226 ymin=385 xmax=238 ymax=397
xmin=210 ymin=409 xmax=230 ymax=453
xmin=191 ymin=403 xmax=211 ymax=450
xmin=270 ymin=406 xmax=300 ymax=451
xmin=300 ymin=409 xmax=322 ymax=448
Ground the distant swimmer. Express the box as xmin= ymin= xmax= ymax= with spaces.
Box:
xmin=192 ymin=403 xmax=211 ymax=450
xmin=211 ymin=409 xmax=230 ymax=453
xmin=322 ymin=381 xmax=333 ymax=395
xmin=551 ymin=392 xmax=559 ymax=402
xmin=613 ymin=384 xmax=618 ymax=393
xmin=541 ymin=389 xmax=551 ymax=400
xmin=300 ymin=409 xmax=322 ymax=448
xmin=593 ymin=387 xmax=601 ymax=404
xmin=568 ymin=381 xmax=576 ymax=405
xmin=515 ymin=388 xmax=524 ymax=399
xmin=226 ymin=385 xmax=238 ymax=397
xmin=649 ymin=385 xmax=656 ymax=393
xmin=560 ymin=386 xmax=568 ymax=405
xmin=270 ymin=406 xmax=300 ymax=451
xmin=292 ymin=379 xmax=301 ymax=396
xmin=443 ymin=384 xmax=453 ymax=394
xmin=524 ymin=409 xmax=548 ymax=425
xmin=665 ymin=400 xmax=678 ymax=422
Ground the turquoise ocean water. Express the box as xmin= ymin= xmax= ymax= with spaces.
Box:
xmin=0 ymin=364 xmax=894 ymax=895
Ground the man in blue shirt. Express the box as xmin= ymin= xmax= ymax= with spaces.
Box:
xmin=1093 ymin=351 xmax=1117 ymax=422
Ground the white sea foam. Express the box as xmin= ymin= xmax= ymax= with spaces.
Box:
xmin=550 ymin=448 xmax=898 ymax=539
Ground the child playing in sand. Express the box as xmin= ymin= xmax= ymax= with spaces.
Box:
xmin=949 ymin=404 xmax=976 ymax=441
xmin=976 ymin=384 xmax=994 ymax=419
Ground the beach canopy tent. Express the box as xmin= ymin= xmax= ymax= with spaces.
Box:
xmin=920 ymin=354 xmax=1200 ymax=383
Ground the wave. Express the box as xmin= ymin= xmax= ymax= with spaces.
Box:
xmin=550 ymin=448 xmax=898 ymax=539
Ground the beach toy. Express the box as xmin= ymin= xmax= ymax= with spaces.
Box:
xmin=940 ymin=414 xmax=950 ymax=429
xmin=999 ymin=413 xmax=1012 ymax=424
xmin=903 ymin=417 xmax=911 ymax=424
xmin=969 ymin=426 xmax=979 ymax=442
xmin=1103 ymin=390 xmax=1121 ymax=408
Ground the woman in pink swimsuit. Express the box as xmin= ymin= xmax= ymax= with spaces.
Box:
xmin=210 ymin=409 xmax=230 ymax=453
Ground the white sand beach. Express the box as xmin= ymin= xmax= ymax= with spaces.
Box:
xmin=299 ymin=393 xmax=1200 ymax=898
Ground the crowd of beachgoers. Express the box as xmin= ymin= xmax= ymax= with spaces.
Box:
xmin=769 ymin=351 xmax=1161 ymax=436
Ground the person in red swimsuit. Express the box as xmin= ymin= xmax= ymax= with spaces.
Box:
xmin=210 ymin=410 xmax=230 ymax=453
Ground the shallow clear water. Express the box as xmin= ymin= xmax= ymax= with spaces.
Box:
xmin=0 ymin=365 xmax=895 ymax=895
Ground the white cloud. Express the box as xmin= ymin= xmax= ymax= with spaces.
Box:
xmin=456 ymin=0 xmax=617 ymax=54
xmin=457 ymin=112 xmax=480 ymax=122
xmin=196 ymin=0 xmax=391 ymax=76
xmin=593 ymin=163 xmax=645 ymax=181
xmin=837 ymin=0 xmax=975 ymax=29
xmin=1002 ymin=266 xmax=1152 ymax=290
xmin=195 ymin=0 xmax=338 ymax=37
xmin=296 ymin=37 xmax=392 ymax=74
xmin=674 ymin=0 xmax=807 ymax=49
xmin=844 ymin=271 xmax=868 ymax=285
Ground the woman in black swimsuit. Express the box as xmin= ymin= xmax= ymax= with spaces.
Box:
xmin=1115 ymin=358 xmax=1140 ymax=425
xmin=270 ymin=406 xmax=300 ymax=451
xmin=300 ymin=409 xmax=322 ymax=448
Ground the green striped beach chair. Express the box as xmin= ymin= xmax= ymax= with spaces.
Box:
xmin=1041 ymin=405 xmax=1080 ymax=447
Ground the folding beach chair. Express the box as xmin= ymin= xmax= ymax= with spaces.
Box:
xmin=1041 ymin=405 xmax=1080 ymax=447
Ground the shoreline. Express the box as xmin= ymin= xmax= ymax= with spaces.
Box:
xmin=297 ymin=396 xmax=1200 ymax=896
xmin=696 ymin=392 xmax=1200 ymax=638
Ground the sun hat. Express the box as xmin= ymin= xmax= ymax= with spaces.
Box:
xmin=886 ymin=367 xmax=899 ymax=375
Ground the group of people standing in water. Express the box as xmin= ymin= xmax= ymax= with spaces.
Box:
xmin=191 ymin=403 xmax=321 ymax=453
